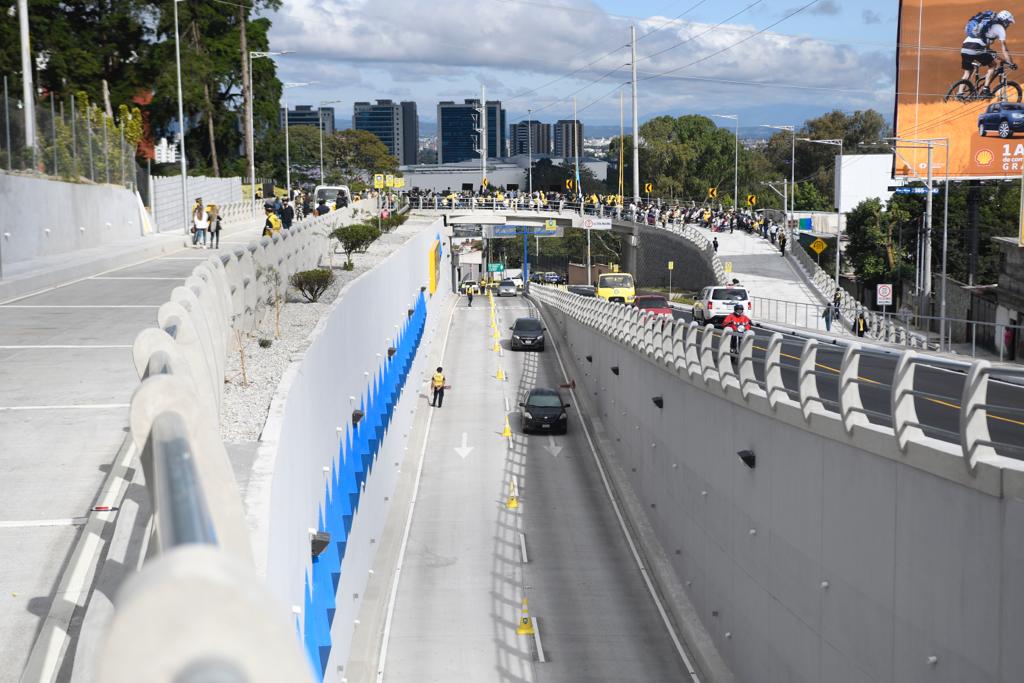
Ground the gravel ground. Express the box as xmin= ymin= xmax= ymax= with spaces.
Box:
xmin=220 ymin=216 xmax=425 ymax=443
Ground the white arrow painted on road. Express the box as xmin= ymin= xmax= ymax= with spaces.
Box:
xmin=543 ymin=435 xmax=562 ymax=458
xmin=455 ymin=432 xmax=474 ymax=459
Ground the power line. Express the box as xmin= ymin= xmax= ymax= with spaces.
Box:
xmin=637 ymin=0 xmax=764 ymax=64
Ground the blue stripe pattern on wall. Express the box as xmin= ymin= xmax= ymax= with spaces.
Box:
xmin=301 ymin=292 xmax=428 ymax=678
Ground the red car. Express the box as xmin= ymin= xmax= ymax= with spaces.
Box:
xmin=633 ymin=294 xmax=674 ymax=318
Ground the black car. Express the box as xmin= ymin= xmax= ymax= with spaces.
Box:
xmin=510 ymin=317 xmax=546 ymax=351
xmin=519 ymin=388 xmax=570 ymax=434
xmin=978 ymin=102 xmax=1024 ymax=138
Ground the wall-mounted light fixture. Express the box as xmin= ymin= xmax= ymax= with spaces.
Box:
xmin=387 ymin=347 xmax=397 ymax=358
xmin=312 ymin=531 xmax=331 ymax=558
xmin=585 ymin=355 xmax=593 ymax=363
xmin=737 ymin=450 xmax=756 ymax=469
xmin=652 ymin=396 xmax=664 ymax=409
xmin=352 ymin=409 xmax=365 ymax=426
xmin=611 ymin=366 xmax=620 ymax=376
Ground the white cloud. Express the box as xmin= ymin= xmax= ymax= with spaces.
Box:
xmin=268 ymin=0 xmax=891 ymax=123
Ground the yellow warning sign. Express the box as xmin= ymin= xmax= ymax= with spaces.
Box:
xmin=644 ymin=182 xmax=653 ymax=194
xmin=373 ymin=173 xmax=384 ymax=189
xmin=724 ymin=261 xmax=733 ymax=273
xmin=708 ymin=187 xmax=718 ymax=199
xmin=746 ymin=194 xmax=757 ymax=206
xmin=810 ymin=238 xmax=828 ymax=255
xmin=667 ymin=261 xmax=674 ymax=271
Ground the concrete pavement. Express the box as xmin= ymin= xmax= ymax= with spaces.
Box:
xmin=376 ymin=293 xmax=690 ymax=681
xmin=0 ymin=224 xmax=259 ymax=682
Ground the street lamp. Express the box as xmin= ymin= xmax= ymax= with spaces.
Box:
xmin=172 ymin=0 xmax=189 ymax=235
xmin=319 ymin=99 xmax=343 ymax=183
xmin=712 ymin=114 xmax=739 ymax=210
xmin=249 ymin=50 xmax=293 ymax=210
xmin=762 ymin=124 xmax=796 ymax=230
xmin=799 ymin=137 xmax=843 ymax=291
xmin=281 ymin=81 xmax=315 ymax=199
xmin=884 ymin=136 xmax=950 ymax=351
xmin=527 ymin=108 xmax=533 ymax=196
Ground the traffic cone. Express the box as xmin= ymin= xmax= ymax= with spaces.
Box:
xmin=516 ymin=598 xmax=534 ymax=635
xmin=496 ymin=366 xmax=506 ymax=381
xmin=493 ymin=340 xmax=500 ymax=352
xmin=506 ymin=492 xmax=520 ymax=510
xmin=501 ymin=417 xmax=512 ymax=438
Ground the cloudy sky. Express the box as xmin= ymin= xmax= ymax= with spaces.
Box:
xmin=268 ymin=0 xmax=898 ymax=129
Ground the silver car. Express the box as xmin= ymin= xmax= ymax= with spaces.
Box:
xmin=497 ymin=279 xmax=517 ymax=297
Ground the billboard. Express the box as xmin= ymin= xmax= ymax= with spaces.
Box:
xmin=896 ymin=2 xmax=1024 ymax=179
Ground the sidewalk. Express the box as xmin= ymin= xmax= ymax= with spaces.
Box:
xmin=695 ymin=226 xmax=844 ymax=334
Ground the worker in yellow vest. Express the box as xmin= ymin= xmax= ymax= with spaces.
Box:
xmin=430 ymin=366 xmax=447 ymax=407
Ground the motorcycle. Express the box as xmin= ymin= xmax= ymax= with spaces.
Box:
xmin=730 ymin=323 xmax=747 ymax=355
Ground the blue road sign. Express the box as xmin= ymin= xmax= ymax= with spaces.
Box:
xmin=894 ymin=186 xmax=940 ymax=195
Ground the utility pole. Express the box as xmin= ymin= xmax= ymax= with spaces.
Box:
xmin=17 ymin=0 xmax=36 ymax=162
xmin=630 ymin=25 xmax=640 ymax=204
xmin=478 ymin=85 xmax=487 ymax=192
xmin=923 ymin=142 xmax=933 ymax=300
xmin=172 ymin=0 xmax=190 ymax=235
xmin=527 ymin=109 xmax=533 ymax=195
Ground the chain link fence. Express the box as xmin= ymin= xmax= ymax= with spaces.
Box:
xmin=1 ymin=77 xmax=139 ymax=189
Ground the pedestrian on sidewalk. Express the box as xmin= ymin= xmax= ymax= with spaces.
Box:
xmin=208 ymin=203 xmax=221 ymax=249
xmin=779 ymin=233 xmax=787 ymax=257
xmin=713 ymin=236 xmax=719 ymax=253
xmin=192 ymin=199 xmax=209 ymax=248
xmin=467 ymin=289 xmax=474 ymax=307
xmin=822 ymin=303 xmax=836 ymax=332
xmin=430 ymin=367 xmax=446 ymax=407
xmin=280 ymin=197 xmax=294 ymax=230
xmin=262 ymin=204 xmax=282 ymax=238
xmin=855 ymin=312 xmax=867 ymax=337
xmin=832 ymin=289 xmax=842 ymax=309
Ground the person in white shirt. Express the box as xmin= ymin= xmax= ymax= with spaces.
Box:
xmin=960 ymin=10 xmax=1016 ymax=95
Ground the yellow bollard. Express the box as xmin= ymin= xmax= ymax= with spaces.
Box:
xmin=501 ymin=416 xmax=513 ymax=438
xmin=516 ymin=598 xmax=534 ymax=635
xmin=496 ymin=366 xmax=506 ymax=381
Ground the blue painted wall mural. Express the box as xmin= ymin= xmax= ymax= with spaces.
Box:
xmin=301 ymin=291 xmax=428 ymax=678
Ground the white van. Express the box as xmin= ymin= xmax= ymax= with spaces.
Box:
xmin=313 ymin=185 xmax=352 ymax=210
xmin=693 ymin=286 xmax=752 ymax=326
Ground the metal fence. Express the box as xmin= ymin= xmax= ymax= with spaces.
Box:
xmin=1 ymin=78 xmax=137 ymax=189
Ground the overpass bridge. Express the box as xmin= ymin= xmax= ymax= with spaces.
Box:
xmin=3 ymin=204 xmax=1024 ymax=683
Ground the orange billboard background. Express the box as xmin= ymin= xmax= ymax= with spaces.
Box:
xmin=896 ymin=0 xmax=1024 ymax=178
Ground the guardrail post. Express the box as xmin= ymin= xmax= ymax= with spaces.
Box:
xmin=699 ymin=323 xmax=719 ymax=385
xmin=960 ymin=360 xmax=997 ymax=474
xmin=765 ymin=332 xmax=786 ymax=409
xmin=737 ymin=332 xmax=760 ymax=400
xmin=797 ymin=338 xmax=824 ymax=421
xmin=838 ymin=343 xmax=870 ymax=435
xmin=891 ymin=350 xmax=925 ymax=452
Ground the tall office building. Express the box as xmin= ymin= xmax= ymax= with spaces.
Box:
xmin=280 ymin=104 xmax=335 ymax=134
xmin=353 ymin=99 xmax=404 ymax=161
xmin=437 ymin=99 xmax=507 ymax=164
xmin=553 ymin=119 xmax=584 ymax=159
xmin=509 ymin=120 xmax=551 ymax=156
xmin=400 ymin=101 xmax=419 ymax=165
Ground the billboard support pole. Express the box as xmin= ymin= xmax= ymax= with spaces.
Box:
xmin=923 ymin=143 xmax=933 ymax=304
xmin=940 ymin=141 xmax=949 ymax=352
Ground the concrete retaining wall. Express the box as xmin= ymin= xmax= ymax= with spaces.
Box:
xmin=151 ymin=175 xmax=242 ymax=232
xmin=0 ymin=173 xmax=145 ymax=266
xmin=245 ymin=217 xmax=452 ymax=678
xmin=535 ymin=294 xmax=1024 ymax=683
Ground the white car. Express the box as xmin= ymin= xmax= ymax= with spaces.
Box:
xmin=692 ymin=286 xmax=751 ymax=326
xmin=497 ymin=279 xmax=518 ymax=297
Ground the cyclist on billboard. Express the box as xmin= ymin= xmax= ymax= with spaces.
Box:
xmin=958 ymin=10 xmax=1016 ymax=96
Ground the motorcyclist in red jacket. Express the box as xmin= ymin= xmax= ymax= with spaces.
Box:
xmin=721 ymin=304 xmax=752 ymax=354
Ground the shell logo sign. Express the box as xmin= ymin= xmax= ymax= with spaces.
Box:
xmin=976 ymin=149 xmax=995 ymax=167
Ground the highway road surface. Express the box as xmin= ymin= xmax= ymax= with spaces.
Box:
xmin=379 ymin=293 xmax=693 ymax=682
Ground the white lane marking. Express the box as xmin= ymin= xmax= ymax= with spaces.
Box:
xmin=533 ymin=616 xmax=547 ymax=663
xmin=26 ymin=439 xmax=137 ymax=683
xmin=376 ymin=298 xmax=458 ymax=683
xmin=0 ymin=404 xmax=129 ymax=412
xmin=504 ymin=396 xmax=511 ymax=413
xmin=535 ymin=301 xmax=702 ymax=682
xmin=543 ymin=435 xmax=563 ymax=458
xmin=0 ymin=517 xmax=89 ymax=528
xmin=91 ymin=276 xmax=184 ymax=281
xmin=519 ymin=531 xmax=529 ymax=564
xmin=0 ymin=305 xmax=158 ymax=309
xmin=0 ymin=345 xmax=131 ymax=350
xmin=454 ymin=432 xmax=474 ymax=459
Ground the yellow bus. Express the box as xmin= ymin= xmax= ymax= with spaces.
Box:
xmin=596 ymin=272 xmax=636 ymax=304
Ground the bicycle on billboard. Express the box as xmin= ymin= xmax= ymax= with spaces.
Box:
xmin=944 ymin=9 xmax=1020 ymax=102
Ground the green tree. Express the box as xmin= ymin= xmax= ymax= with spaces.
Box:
xmin=322 ymin=130 xmax=398 ymax=185
xmin=524 ymin=158 xmax=602 ymax=194
xmin=331 ymin=223 xmax=381 ymax=267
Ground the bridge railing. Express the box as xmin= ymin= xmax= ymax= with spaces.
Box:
xmin=96 ymin=201 xmax=377 ymax=681
xmin=529 ymin=284 xmax=1024 ymax=473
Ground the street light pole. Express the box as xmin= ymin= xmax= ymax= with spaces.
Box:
xmin=281 ymin=81 xmax=314 ymax=200
xmin=17 ymin=0 xmax=36 ymax=164
xmin=172 ymin=0 xmax=190 ymax=236
xmin=799 ymin=137 xmax=843 ymax=291
xmin=630 ymin=24 xmax=640 ymax=204
xmin=319 ymin=99 xmax=342 ymax=184
xmin=763 ymin=124 xmax=796 ymax=232
xmin=527 ymin=108 xmax=533 ymax=195
xmin=249 ymin=50 xmax=293 ymax=212
xmin=713 ymin=114 xmax=738 ymax=208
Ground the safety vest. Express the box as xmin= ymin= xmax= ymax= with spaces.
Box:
xmin=431 ymin=372 xmax=445 ymax=389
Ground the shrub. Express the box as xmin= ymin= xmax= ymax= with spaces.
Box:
xmin=258 ymin=338 xmax=273 ymax=348
xmin=330 ymin=222 xmax=381 ymax=267
xmin=290 ymin=268 xmax=335 ymax=302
